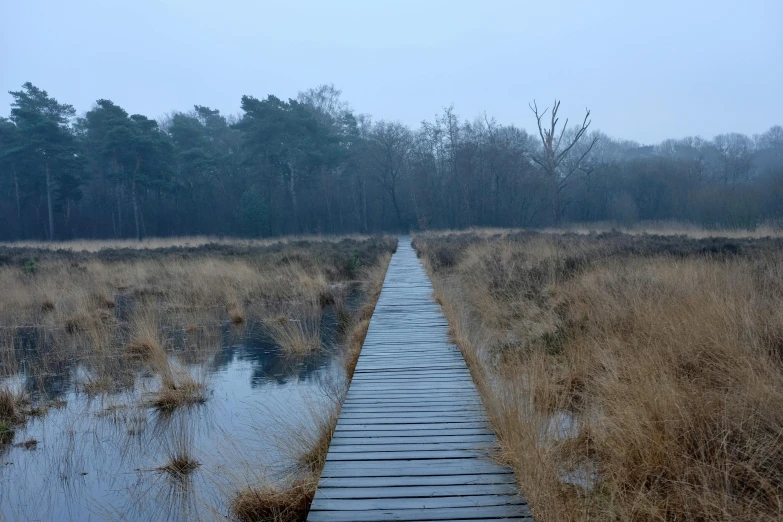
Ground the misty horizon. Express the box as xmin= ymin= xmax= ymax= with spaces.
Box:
xmin=2 ymin=0 xmax=781 ymax=144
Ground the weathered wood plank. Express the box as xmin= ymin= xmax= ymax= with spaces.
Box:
xmin=327 ymin=441 xmax=497 ymax=452
xmin=316 ymin=473 xmax=517 ymax=488
xmin=323 ymin=449 xmax=491 ymax=460
xmin=309 ymin=494 xmax=527 ymax=511
xmin=307 ymin=505 xmax=532 ymax=522
xmin=313 ymin=482 xmax=518 ymax=499
xmin=320 ymin=459 xmax=510 ymax=478
xmin=328 ymin=434 xmax=497 ymax=446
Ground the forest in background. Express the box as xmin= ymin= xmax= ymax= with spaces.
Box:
xmin=1 ymin=82 xmax=782 ymax=241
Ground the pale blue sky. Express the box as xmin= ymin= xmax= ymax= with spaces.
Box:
xmin=1 ymin=0 xmax=781 ymax=143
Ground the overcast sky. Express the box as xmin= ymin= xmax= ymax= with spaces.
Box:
xmin=1 ymin=0 xmax=781 ymax=144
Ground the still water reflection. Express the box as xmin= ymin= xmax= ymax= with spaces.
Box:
xmin=0 ymin=318 xmax=346 ymax=522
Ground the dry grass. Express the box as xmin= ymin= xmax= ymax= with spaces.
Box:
xmin=422 ymin=221 xmax=783 ymax=240
xmin=265 ymin=303 xmax=323 ymax=355
xmin=150 ymin=376 xmax=207 ymax=412
xmin=0 ymin=239 xmax=387 ymax=331
xmin=158 ymin=431 xmax=201 ymax=477
xmin=231 ymin=476 xmax=317 ymax=522
xmin=415 ymin=230 xmax=783 ymax=522
xmin=0 ymin=236 xmax=396 ymax=385
xmin=0 ymin=234 xmax=370 ymax=252
xmin=544 ymin=220 xmax=783 ymax=239
xmin=0 ymin=388 xmax=19 ymax=422
xmin=158 ymin=452 xmax=200 ymax=476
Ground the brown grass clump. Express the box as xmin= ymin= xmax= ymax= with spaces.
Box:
xmin=415 ymin=230 xmax=783 ymax=522
xmin=159 ymin=451 xmax=200 ymax=477
xmin=265 ymin=305 xmax=322 ymax=355
xmin=230 ymin=476 xmax=317 ymax=522
xmin=125 ymin=303 xmax=165 ymax=359
xmin=0 ymin=387 xmax=24 ymax=424
xmin=125 ymin=339 xmax=159 ymax=359
xmin=0 ymin=388 xmax=17 ymax=421
xmin=14 ymin=438 xmax=38 ymax=450
xmin=229 ymin=308 xmax=246 ymax=325
xmin=149 ymin=373 xmax=207 ymax=412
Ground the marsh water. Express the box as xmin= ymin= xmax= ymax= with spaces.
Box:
xmin=0 ymin=307 xmax=352 ymax=522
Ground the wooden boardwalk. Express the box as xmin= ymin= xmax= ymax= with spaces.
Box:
xmin=308 ymin=238 xmax=531 ymax=521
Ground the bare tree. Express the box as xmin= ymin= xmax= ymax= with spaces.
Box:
xmin=529 ymin=99 xmax=599 ymax=222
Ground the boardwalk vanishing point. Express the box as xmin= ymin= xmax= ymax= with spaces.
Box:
xmin=307 ymin=238 xmax=532 ymax=521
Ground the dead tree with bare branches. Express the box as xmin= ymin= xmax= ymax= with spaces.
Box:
xmin=529 ymin=99 xmax=599 ymax=223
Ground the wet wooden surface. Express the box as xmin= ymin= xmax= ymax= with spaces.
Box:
xmin=307 ymin=238 xmax=531 ymax=521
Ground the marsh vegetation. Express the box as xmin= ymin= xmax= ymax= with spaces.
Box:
xmin=0 ymin=235 xmax=394 ymax=521
xmin=415 ymin=230 xmax=783 ymax=521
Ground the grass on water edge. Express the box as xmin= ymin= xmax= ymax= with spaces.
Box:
xmin=227 ymin=245 xmax=394 ymax=522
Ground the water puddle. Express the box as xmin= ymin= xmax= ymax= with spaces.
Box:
xmin=0 ymin=309 xmax=352 ymax=521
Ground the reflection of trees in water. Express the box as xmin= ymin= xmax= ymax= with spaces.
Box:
xmin=5 ymin=296 xmax=356 ymax=401
xmin=9 ymin=328 xmax=76 ymax=400
xmin=8 ymin=327 xmax=141 ymax=401
xmin=210 ymin=327 xmax=342 ymax=386
xmin=210 ymin=307 xmax=346 ymax=387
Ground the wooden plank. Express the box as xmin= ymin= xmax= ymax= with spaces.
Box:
xmin=316 ymin=474 xmax=517 ymax=488
xmin=345 ymin=388 xmax=479 ymax=396
xmin=313 ymin=483 xmax=518 ymax=499
xmin=340 ymin=403 xmax=483 ymax=411
xmin=331 ymin=429 xmax=495 ymax=439
xmin=319 ymin=462 xmax=510 ymax=479
xmin=309 ymin=495 xmax=527 ymax=511
xmin=339 ymin=397 xmax=480 ymax=405
xmin=335 ymin=419 xmax=488 ymax=428
xmin=328 ymin=442 xmax=497 ymax=452
xmin=324 ymin=449 xmax=491 ymax=460
xmin=337 ymin=416 xmax=487 ymax=425
xmin=338 ymin=399 xmax=483 ymax=406
xmin=328 ymin=434 xmax=497 ymax=446
xmin=307 ymin=505 xmax=532 ymax=522
xmin=351 ymin=379 xmax=473 ymax=392
xmin=338 ymin=411 xmax=485 ymax=419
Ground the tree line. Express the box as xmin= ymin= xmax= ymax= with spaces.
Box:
xmin=1 ymin=82 xmax=782 ymax=241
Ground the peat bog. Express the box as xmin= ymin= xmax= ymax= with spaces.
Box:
xmin=0 ymin=236 xmax=395 ymax=522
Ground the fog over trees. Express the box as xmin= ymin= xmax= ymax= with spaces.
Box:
xmin=1 ymin=82 xmax=782 ymax=240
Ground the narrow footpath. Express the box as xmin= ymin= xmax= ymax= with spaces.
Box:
xmin=307 ymin=238 xmax=531 ymax=521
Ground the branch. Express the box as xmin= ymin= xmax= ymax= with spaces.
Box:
xmin=528 ymin=100 xmax=549 ymax=150
xmin=560 ymin=135 xmax=600 ymax=188
xmin=555 ymin=108 xmax=592 ymax=164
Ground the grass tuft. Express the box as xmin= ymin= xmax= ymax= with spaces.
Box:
xmin=0 ymin=387 xmax=24 ymax=424
xmin=14 ymin=438 xmax=38 ymax=450
xmin=150 ymin=377 xmax=207 ymax=412
xmin=265 ymin=306 xmax=322 ymax=355
xmin=159 ymin=452 xmax=200 ymax=476
xmin=230 ymin=477 xmax=317 ymax=522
